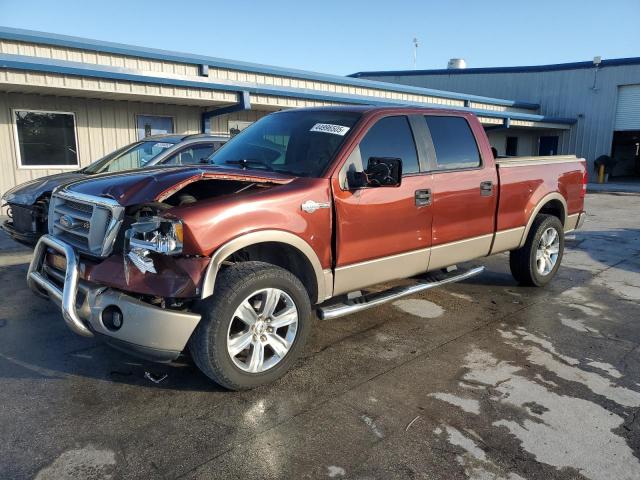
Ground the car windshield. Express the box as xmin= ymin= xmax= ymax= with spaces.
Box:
xmin=83 ymin=140 xmax=176 ymax=174
xmin=208 ymin=111 xmax=361 ymax=177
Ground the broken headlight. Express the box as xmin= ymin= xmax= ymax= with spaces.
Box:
xmin=124 ymin=217 xmax=184 ymax=275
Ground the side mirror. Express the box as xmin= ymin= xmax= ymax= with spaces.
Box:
xmin=345 ymin=157 xmax=403 ymax=189
xmin=346 ymin=170 xmax=368 ymax=189
xmin=365 ymin=157 xmax=402 ymax=187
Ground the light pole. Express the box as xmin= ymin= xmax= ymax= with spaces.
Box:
xmin=413 ymin=38 xmax=419 ymax=69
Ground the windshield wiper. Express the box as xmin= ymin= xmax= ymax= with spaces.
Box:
xmin=224 ymin=159 xmax=274 ymax=172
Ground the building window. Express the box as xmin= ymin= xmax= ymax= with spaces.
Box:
xmin=14 ymin=110 xmax=79 ymax=168
xmin=136 ymin=115 xmax=174 ymax=139
xmin=506 ymin=136 xmax=518 ymax=156
xmin=425 ymin=116 xmax=481 ymax=170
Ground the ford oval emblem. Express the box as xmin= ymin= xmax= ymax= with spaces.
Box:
xmin=60 ymin=214 xmax=75 ymax=229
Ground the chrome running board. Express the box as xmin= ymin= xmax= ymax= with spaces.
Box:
xmin=317 ymin=266 xmax=484 ymax=321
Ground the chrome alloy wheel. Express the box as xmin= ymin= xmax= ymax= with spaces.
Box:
xmin=536 ymin=227 xmax=560 ymax=276
xmin=226 ymin=288 xmax=299 ymax=373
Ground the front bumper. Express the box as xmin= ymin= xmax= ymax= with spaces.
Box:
xmin=27 ymin=234 xmax=202 ymax=362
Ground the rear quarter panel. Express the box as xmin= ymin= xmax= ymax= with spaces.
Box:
xmin=496 ymin=160 xmax=586 ymax=232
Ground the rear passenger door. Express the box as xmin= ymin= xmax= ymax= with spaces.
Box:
xmin=332 ymin=115 xmax=433 ymax=295
xmin=424 ymin=115 xmax=498 ymax=270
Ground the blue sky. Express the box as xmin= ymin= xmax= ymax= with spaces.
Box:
xmin=1 ymin=0 xmax=638 ymax=75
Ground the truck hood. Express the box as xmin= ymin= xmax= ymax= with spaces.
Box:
xmin=2 ymin=171 xmax=87 ymax=206
xmin=61 ymin=165 xmax=294 ymax=206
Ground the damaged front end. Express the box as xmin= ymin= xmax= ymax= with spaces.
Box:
xmin=26 ymin=170 xmax=284 ymax=362
xmin=125 ymin=216 xmax=184 ymax=275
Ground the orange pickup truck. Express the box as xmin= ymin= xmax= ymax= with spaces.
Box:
xmin=27 ymin=106 xmax=587 ymax=389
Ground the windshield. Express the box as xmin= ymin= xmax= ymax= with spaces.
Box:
xmin=83 ymin=140 xmax=176 ymax=174
xmin=208 ymin=111 xmax=361 ymax=177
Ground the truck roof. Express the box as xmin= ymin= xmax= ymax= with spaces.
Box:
xmin=272 ymin=105 xmax=475 ymax=117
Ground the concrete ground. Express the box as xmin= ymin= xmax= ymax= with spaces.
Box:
xmin=0 ymin=193 xmax=639 ymax=480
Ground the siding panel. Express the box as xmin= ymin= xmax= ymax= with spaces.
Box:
xmin=0 ymin=92 xmax=201 ymax=200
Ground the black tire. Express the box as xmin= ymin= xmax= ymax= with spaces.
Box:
xmin=509 ymin=214 xmax=564 ymax=287
xmin=189 ymin=261 xmax=312 ymax=390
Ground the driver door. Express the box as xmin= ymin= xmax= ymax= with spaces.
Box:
xmin=332 ymin=115 xmax=433 ymax=295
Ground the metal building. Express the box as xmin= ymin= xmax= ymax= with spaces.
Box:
xmin=0 ymin=27 xmax=576 ymax=197
xmin=352 ymin=58 xmax=640 ymax=178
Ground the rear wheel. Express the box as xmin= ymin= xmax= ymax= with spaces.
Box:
xmin=509 ymin=214 xmax=564 ymax=287
xmin=189 ymin=261 xmax=311 ymax=390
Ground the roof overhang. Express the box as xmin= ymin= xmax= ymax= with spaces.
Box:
xmin=0 ymin=54 xmax=576 ymax=128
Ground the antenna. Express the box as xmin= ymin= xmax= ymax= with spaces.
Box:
xmin=413 ymin=38 xmax=419 ymax=69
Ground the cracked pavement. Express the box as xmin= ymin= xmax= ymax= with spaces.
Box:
xmin=0 ymin=193 xmax=639 ymax=479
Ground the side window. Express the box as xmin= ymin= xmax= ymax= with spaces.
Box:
xmin=163 ymin=144 xmax=216 ymax=165
xmin=14 ymin=110 xmax=79 ymax=168
xmin=425 ymin=116 xmax=481 ymax=170
xmin=359 ymin=116 xmax=419 ymax=174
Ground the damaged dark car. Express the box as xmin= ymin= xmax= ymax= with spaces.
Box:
xmin=2 ymin=133 xmax=228 ymax=246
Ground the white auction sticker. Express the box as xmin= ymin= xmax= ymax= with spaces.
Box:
xmin=310 ymin=123 xmax=350 ymax=136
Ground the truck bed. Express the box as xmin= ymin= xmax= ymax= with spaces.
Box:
xmin=494 ymin=154 xmax=586 ymax=236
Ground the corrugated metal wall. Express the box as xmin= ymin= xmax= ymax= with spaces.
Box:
xmin=363 ymin=64 xmax=640 ymax=173
xmin=0 ymin=92 xmax=202 ymax=197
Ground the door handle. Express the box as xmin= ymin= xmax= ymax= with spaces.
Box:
xmin=415 ymin=189 xmax=432 ymax=206
xmin=480 ymin=181 xmax=493 ymax=196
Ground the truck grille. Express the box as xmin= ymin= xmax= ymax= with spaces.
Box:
xmin=48 ymin=191 xmax=124 ymax=257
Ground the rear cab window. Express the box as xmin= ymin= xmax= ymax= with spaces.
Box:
xmin=424 ymin=116 xmax=481 ymax=170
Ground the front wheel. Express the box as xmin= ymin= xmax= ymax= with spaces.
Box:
xmin=509 ymin=214 xmax=564 ymax=287
xmin=189 ymin=261 xmax=312 ymax=390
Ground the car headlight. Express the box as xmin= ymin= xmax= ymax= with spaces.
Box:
xmin=124 ymin=217 xmax=184 ymax=275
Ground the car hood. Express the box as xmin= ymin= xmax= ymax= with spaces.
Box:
xmin=2 ymin=171 xmax=87 ymax=206
xmin=61 ymin=165 xmax=294 ymax=207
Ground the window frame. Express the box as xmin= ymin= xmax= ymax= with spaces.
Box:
xmin=135 ymin=113 xmax=175 ymax=140
xmin=422 ymin=114 xmax=484 ymax=174
xmin=13 ymin=108 xmax=81 ymax=170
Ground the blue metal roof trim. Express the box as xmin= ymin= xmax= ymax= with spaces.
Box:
xmin=350 ymin=57 xmax=640 ymax=77
xmin=0 ymin=53 xmax=575 ymax=125
xmin=0 ymin=26 xmax=539 ymax=110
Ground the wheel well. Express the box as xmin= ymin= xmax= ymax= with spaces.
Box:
xmin=225 ymin=242 xmax=319 ymax=303
xmin=538 ymin=199 xmax=565 ymax=225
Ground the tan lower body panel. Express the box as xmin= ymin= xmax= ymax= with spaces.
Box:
xmin=490 ymin=227 xmax=525 ymax=254
xmin=564 ymin=213 xmax=580 ymax=233
xmin=333 ymin=248 xmax=430 ymax=296
xmin=428 ymin=234 xmax=493 ymax=270
xmin=322 ymin=269 xmax=334 ymax=301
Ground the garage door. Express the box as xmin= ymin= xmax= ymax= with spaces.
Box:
xmin=615 ymin=85 xmax=640 ymax=131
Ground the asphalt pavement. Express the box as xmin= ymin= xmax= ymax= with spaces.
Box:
xmin=0 ymin=193 xmax=639 ymax=480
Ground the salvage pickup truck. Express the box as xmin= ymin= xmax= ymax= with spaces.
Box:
xmin=26 ymin=106 xmax=587 ymax=390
